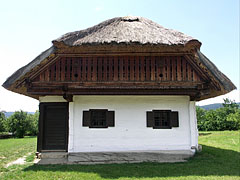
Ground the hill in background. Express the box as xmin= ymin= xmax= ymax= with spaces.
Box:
xmin=199 ymin=102 xmax=240 ymax=110
xmin=4 ymin=112 xmax=35 ymax=118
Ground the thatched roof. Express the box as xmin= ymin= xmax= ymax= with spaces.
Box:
xmin=196 ymin=50 xmax=236 ymax=92
xmin=2 ymin=16 xmax=236 ymax=100
xmin=53 ymin=16 xmax=199 ymax=47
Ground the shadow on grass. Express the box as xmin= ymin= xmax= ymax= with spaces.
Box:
xmin=23 ymin=145 xmax=239 ymax=179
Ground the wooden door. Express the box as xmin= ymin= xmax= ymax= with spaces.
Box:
xmin=38 ymin=103 xmax=68 ymax=151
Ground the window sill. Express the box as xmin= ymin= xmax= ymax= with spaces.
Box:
xmin=88 ymin=126 xmax=109 ymax=128
xmin=152 ymin=126 xmax=172 ymax=129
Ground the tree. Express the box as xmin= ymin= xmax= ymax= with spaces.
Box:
xmin=197 ymin=98 xmax=240 ymax=131
xmin=196 ymin=106 xmax=206 ymax=131
xmin=7 ymin=110 xmax=29 ymax=138
xmin=226 ymin=111 xmax=240 ymax=130
xmin=219 ymin=98 xmax=240 ymax=130
xmin=222 ymin=98 xmax=239 ymax=109
xmin=0 ymin=111 xmax=7 ymax=132
xmin=26 ymin=111 xmax=39 ymax=136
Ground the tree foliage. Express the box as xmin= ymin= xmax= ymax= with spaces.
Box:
xmin=26 ymin=111 xmax=39 ymax=136
xmin=7 ymin=111 xmax=28 ymax=138
xmin=197 ymin=98 xmax=240 ymax=131
xmin=0 ymin=111 xmax=7 ymax=132
xmin=6 ymin=110 xmax=39 ymax=138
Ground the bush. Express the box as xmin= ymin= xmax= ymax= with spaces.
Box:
xmin=197 ymin=98 xmax=240 ymax=131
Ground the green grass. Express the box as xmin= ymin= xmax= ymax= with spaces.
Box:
xmin=0 ymin=137 xmax=36 ymax=169
xmin=0 ymin=131 xmax=239 ymax=180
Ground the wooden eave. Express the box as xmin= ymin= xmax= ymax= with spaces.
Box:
xmin=27 ymin=49 xmax=210 ymax=100
xmin=3 ymin=43 xmax=235 ymax=101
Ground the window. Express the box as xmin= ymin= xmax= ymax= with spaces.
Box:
xmin=147 ymin=110 xmax=179 ymax=129
xmin=91 ymin=110 xmax=107 ymax=128
xmin=153 ymin=110 xmax=171 ymax=128
xmin=82 ymin=109 xmax=115 ymax=128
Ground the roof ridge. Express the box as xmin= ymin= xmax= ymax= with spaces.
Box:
xmin=53 ymin=16 xmax=197 ymax=46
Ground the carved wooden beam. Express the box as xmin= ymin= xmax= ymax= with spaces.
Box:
xmin=31 ymin=81 xmax=203 ymax=88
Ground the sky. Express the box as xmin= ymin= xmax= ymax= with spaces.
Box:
xmin=0 ymin=0 xmax=239 ymax=112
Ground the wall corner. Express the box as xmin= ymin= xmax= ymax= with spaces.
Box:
xmin=68 ymin=101 xmax=74 ymax=152
xmin=189 ymin=101 xmax=199 ymax=151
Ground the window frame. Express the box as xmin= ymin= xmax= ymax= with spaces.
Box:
xmin=82 ymin=109 xmax=115 ymax=128
xmin=147 ymin=110 xmax=179 ymax=129
xmin=152 ymin=110 xmax=172 ymax=129
xmin=89 ymin=109 xmax=108 ymax=128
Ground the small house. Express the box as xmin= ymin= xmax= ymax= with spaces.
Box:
xmin=2 ymin=16 xmax=236 ymax=163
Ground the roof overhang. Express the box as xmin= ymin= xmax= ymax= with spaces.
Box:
xmin=2 ymin=44 xmax=236 ymax=101
xmin=2 ymin=16 xmax=236 ymax=101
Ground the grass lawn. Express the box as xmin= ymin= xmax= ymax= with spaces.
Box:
xmin=0 ymin=137 xmax=36 ymax=169
xmin=0 ymin=131 xmax=239 ymax=180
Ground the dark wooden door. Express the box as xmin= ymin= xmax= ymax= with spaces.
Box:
xmin=39 ymin=103 xmax=68 ymax=151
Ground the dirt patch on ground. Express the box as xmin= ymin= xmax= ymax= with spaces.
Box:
xmin=5 ymin=152 xmax=32 ymax=168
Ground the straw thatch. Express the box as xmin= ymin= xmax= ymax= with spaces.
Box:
xmin=196 ymin=50 xmax=236 ymax=92
xmin=53 ymin=16 xmax=197 ymax=46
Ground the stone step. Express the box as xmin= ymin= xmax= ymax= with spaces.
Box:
xmin=40 ymin=152 xmax=68 ymax=159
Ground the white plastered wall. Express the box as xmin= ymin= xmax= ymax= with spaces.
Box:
xmin=39 ymin=95 xmax=198 ymax=153
xmin=39 ymin=96 xmax=67 ymax=103
xmin=69 ymin=95 xmax=198 ymax=152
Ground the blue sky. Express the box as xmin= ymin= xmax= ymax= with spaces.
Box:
xmin=0 ymin=0 xmax=239 ymax=111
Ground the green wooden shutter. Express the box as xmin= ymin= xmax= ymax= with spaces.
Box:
xmin=171 ymin=111 xmax=179 ymax=127
xmin=147 ymin=111 xmax=154 ymax=127
xmin=107 ymin=111 xmax=115 ymax=127
xmin=82 ymin=111 xmax=91 ymax=126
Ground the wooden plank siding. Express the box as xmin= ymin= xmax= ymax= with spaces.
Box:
xmin=140 ymin=56 xmax=145 ymax=81
xmin=87 ymin=57 xmax=91 ymax=81
xmin=34 ymin=56 xmax=203 ymax=84
xmin=98 ymin=57 xmax=102 ymax=81
xmin=77 ymin=57 xmax=82 ymax=81
xmin=38 ymin=102 xmax=69 ymax=152
xmin=114 ymin=56 xmax=118 ymax=81
xmin=82 ymin=57 xmax=86 ymax=81
xmin=119 ymin=57 xmax=124 ymax=81
xmin=135 ymin=56 xmax=139 ymax=81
